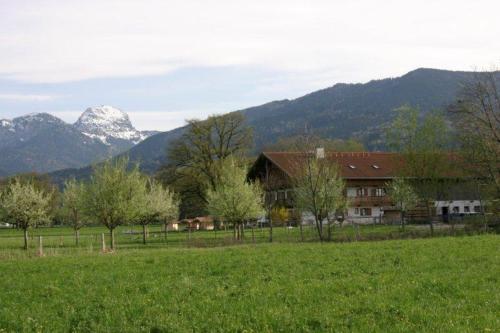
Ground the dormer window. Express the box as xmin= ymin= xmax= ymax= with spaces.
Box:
xmin=372 ymin=165 xmax=380 ymax=169
xmin=348 ymin=165 xmax=356 ymax=169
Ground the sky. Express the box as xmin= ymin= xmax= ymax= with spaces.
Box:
xmin=1 ymin=0 xmax=499 ymax=131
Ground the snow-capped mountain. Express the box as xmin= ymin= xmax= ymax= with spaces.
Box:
xmin=0 ymin=106 xmax=158 ymax=177
xmin=0 ymin=113 xmax=69 ymax=149
xmin=74 ymin=105 xmax=150 ymax=145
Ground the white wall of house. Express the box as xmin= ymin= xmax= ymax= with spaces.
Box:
xmin=435 ymin=200 xmax=482 ymax=215
xmin=347 ymin=206 xmax=383 ymax=224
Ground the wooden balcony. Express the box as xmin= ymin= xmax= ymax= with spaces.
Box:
xmin=349 ymin=196 xmax=393 ymax=207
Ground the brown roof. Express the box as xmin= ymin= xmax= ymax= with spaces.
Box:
xmin=261 ymin=151 xmax=401 ymax=179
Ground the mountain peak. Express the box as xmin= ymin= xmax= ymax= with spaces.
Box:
xmin=74 ymin=105 xmax=150 ymax=145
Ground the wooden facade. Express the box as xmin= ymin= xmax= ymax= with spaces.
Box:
xmin=248 ymin=151 xmax=482 ymax=224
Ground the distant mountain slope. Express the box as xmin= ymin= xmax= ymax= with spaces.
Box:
xmin=242 ymin=68 xmax=473 ymax=149
xmin=48 ymin=126 xmax=184 ymax=185
xmin=48 ymin=68 xmax=484 ymax=183
xmin=0 ymin=106 xmax=157 ymax=177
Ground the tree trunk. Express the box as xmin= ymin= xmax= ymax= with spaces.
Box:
xmin=315 ymin=216 xmax=323 ymax=242
xmin=401 ymin=211 xmax=405 ymax=231
xmin=299 ymin=221 xmax=304 ymax=242
xmin=427 ymin=201 xmax=434 ymax=236
xmin=251 ymin=224 xmax=255 ymax=243
xmin=75 ymin=229 xmax=80 ymax=246
xmin=110 ymin=228 xmax=115 ymax=250
xmin=23 ymin=228 xmax=28 ymax=250
xmin=269 ymin=215 xmax=273 ymax=243
xmin=142 ymin=224 xmax=147 ymax=245
xmin=327 ymin=219 xmax=332 ymax=241
xmin=164 ymin=221 xmax=168 ymax=241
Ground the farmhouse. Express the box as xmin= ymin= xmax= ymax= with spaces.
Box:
xmin=248 ymin=150 xmax=483 ymax=224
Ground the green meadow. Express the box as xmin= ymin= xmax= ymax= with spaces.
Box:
xmin=0 ymin=230 xmax=499 ymax=332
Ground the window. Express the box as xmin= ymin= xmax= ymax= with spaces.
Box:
xmin=376 ymin=188 xmax=385 ymax=197
xmin=360 ymin=208 xmax=372 ymax=216
xmin=452 ymin=206 xmax=459 ymax=214
xmin=464 ymin=206 xmax=470 ymax=213
xmin=474 ymin=206 xmax=481 ymax=213
xmin=354 ymin=208 xmax=359 ymax=215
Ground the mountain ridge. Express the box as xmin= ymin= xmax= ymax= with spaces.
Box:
xmin=0 ymin=106 xmax=157 ymax=177
xmin=47 ymin=67 xmax=485 ymax=184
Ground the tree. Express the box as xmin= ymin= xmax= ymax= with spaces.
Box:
xmin=133 ymin=179 xmax=179 ymax=244
xmin=159 ymin=113 xmax=253 ymax=218
xmin=61 ymin=179 xmax=87 ymax=246
xmin=449 ymin=70 xmax=500 ymax=198
xmin=271 ymin=206 xmax=289 ymax=226
xmin=387 ymin=177 xmax=419 ymax=230
xmin=387 ymin=105 xmax=451 ymax=234
xmin=293 ymin=154 xmax=346 ymax=242
xmin=0 ymin=172 xmax=60 ymax=226
xmin=0 ymin=179 xmax=52 ymax=250
xmin=84 ymin=157 xmax=144 ymax=250
xmin=207 ymin=159 xmax=264 ymax=241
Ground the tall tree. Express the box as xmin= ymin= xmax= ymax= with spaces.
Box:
xmin=61 ymin=179 xmax=87 ymax=246
xmin=206 ymin=159 xmax=264 ymax=240
xmin=0 ymin=179 xmax=52 ymax=250
xmin=133 ymin=179 xmax=179 ymax=244
xmin=387 ymin=177 xmax=419 ymax=230
xmin=387 ymin=105 xmax=451 ymax=234
xmin=293 ymin=154 xmax=346 ymax=242
xmin=84 ymin=157 xmax=145 ymax=250
xmin=450 ymin=71 xmax=500 ymax=198
xmin=159 ymin=113 xmax=252 ymax=218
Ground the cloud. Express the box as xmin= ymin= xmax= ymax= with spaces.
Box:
xmin=0 ymin=93 xmax=59 ymax=101
xmin=0 ymin=0 xmax=499 ymax=83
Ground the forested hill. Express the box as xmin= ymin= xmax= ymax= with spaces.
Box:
xmin=49 ymin=68 xmax=478 ymax=183
xmin=241 ymin=68 xmax=473 ymax=150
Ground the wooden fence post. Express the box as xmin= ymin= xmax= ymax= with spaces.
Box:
xmin=101 ymin=233 xmax=106 ymax=252
xmin=38 ymin=236 xmax=43 ymax=257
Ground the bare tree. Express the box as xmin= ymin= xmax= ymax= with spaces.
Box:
xmin=387 ymin=105 xmax=451 ymax=234
xmin=450 ymin=70 xmax=500 ymax=198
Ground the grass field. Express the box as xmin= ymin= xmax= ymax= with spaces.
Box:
xmin=0 ymin=233 xmax=499 ymax=332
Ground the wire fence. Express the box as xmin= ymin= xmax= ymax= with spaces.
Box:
xmin=1 ymin=218 xmax=498 ymax=259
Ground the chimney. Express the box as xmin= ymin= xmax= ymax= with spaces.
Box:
xmin=316 ymin=147 xmax=325 ymax=159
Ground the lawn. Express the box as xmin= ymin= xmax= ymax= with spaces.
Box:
xmin=0 ymin=234 xmax=498 ymax=332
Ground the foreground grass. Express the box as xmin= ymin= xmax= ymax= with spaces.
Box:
xmin=0 ymin=235 xmax=499 ymax=332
